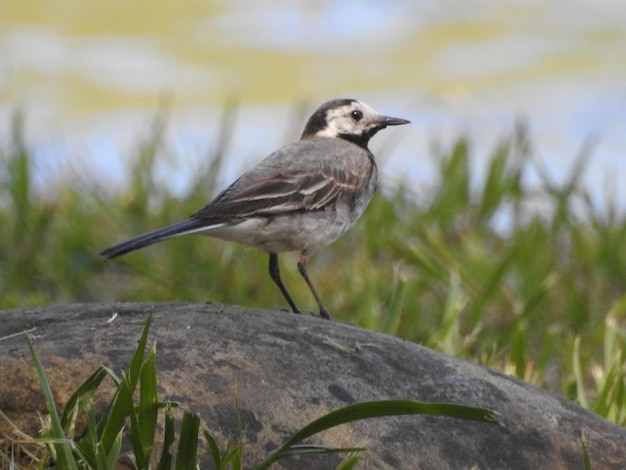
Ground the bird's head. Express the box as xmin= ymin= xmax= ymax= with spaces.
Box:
xmin=301 ymin=98 xmax=410 ymax=148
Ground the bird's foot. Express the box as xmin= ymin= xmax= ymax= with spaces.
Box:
xmin=318 ymin=308 xmax=332 ymax=320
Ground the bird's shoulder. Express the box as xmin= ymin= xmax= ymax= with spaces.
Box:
xmin=262 ymin=136 xmax=372 ymax=167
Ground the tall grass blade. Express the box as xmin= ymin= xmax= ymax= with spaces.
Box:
xmin=437 ymin=271 xmax=466 ymax=354
xmin=98 ymin=315 xmax=153 ymax=454
xmin=220 ymin=441 xmax=244 ymax=470
xmin=572 ymin=337 xmax=589 ymax=408
xmin=25 ymin=334 xmax=78 ymax=470
xmin=96 ymin=371 xmax=132 ymax=455
xmin=175 ymin=411 xmax=201 ymax=470
xmin=203 ymin=429 xmax=223 ymax=469
xmin=79 ymin=403 xmax=101 ymax=468
xmin=466 ymin=246 xmax=518 ymax=327
xmin=428 ymin=139 xmax=470 ymax=222
xmin=157 ymin=407 xmax=176 ymax=470
xmin=129 ymin=314 xmax=153 ymax=389
xmin=106 ymin=432 xmax=124 ymax=470
xmin=335 ymin=452 xmax=362 ymax=470
xmin=277 ymin=445 xmax=365 ymax=458
xmin=255 ymin=400 xmax=497 ymax=470
xmin=479 ymin=142 xmax=515 ymax=222
xmin=581 ymin=433 xmax=592 ymax=470
xmin=60 ymin=366 xmax=110 ymax=430
xmin=8 ymin=111 xmax=31 ymax=236
xmin=135 ymin=344 xmax=159 ymax=465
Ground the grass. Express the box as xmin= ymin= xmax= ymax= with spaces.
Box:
xmin=5 ymin=315 xmax=496 ymax=468
xmin=0 ymin=107 xmax=625 ymax=433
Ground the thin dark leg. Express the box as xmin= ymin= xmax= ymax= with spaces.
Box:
xmin=297 ymin=255 xmax=331 ymax=319
xmin=268 ymin=253 xmax=300 ymax=313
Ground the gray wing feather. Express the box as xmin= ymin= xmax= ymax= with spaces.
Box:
xmin=193 ymin=138 xmax=375 ymax=219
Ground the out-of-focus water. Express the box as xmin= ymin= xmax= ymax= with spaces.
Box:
xmin=1 ymin=0 xmax=625 ymax=211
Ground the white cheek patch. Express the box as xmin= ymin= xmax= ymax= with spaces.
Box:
xmin=319 ymin=105 xmax=360 ymax=137
xmin=314 ymin=107 xmax=345 ymax=138
xmin=312 ymin=101 xmax=381 ymax=139
xmin=315 ymin=126 xmax=340 ymax=138
xmin=317 ymin=120 xmax=356 ymax=138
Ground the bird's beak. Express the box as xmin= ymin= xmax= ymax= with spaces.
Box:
xmin=377 ymin=115 xmax=411 ymax=127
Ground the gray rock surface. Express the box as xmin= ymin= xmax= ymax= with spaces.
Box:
xmin=1 ymin=303 xmax=624 ymax=469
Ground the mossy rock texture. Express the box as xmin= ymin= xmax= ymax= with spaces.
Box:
xmin=1 ymin=303 xmax=624 ymax=469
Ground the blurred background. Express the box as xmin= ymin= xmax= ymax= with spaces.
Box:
xmin=2 ymin=0 xmax=625 ymax=203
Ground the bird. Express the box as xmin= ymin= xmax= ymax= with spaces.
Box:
xmin=100 ymin=98 xmax=409 ymax=319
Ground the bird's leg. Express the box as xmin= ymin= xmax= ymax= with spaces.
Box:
xmin=297 ymin=255 xmax=332 ymax=319
xmin=268 ymin=253 xmax=300 ymax=314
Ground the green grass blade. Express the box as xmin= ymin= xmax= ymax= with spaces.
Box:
xmin=78 ymin=403 xmax=98 ymax=466
xmin=156 ymin=407 xmax=176 ymax=470
xmin=278 ymin=445 xmax=365 ymax=458
xmin=581 ymin=433 xmax=592 ymax=470
xmin=135 ymin=343 xmax=159 ymax=465
xmin=221 ymin=442 xmax=244 ymax=470
xmin=288 ymin=400 xmax=498 ymax=445
xmin=129 ymin=314 xmax=153 ymax=389
xmin=73 ymin=402 xmax=103 ymax=468
xmin=60 ymin=366 xmax=109 ymax=430
xmin=208 ymin=439 xmax=245 ymax=470
xmin=478 ymin=143 xmax=510 ymax=222
xmin=98 ymin=316 xmax=152 ymax=451
xmin=8 ymin=111 xmax=31 ymax=236
xmin=73 ymin=426 xmax=122 ymax=470
xmin=127 ymin=376 xmax=146 ymax=466
xmin=572 ymin=336 xmax=589 ymax=408
xmin=255 ymin=400 xmax=497 ymax=470
xmin=436 ymin=272 xmax=466 ymax=354
xmin=98 ymin=373 xmax=135 ymax=455
xmin=466 ymin=246 xmax=519 ymax=326
xmin=25 ymin=334 xmax=78 ymax=470
xmin=335 ymin=452 xmax=363 ymax=470
xmin=203 ymin=429 xmax=223 ymax=469
xmin=106 ymin=432 xmax=124 ymax=470
xmin=175 ymin=411 xmax=201 ymax=470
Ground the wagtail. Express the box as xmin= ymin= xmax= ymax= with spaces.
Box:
xmin=100 ymin=98 xmax=409 ymax=318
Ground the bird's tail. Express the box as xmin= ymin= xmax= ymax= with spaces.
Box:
xmin=100 ymin=219 xmax=222 ymax=259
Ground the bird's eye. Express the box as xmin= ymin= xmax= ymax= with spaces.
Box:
xmin=351 ymin=110 xmax=363 ymax=121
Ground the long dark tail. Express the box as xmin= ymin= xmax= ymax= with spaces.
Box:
xmin=100 ymin=219 xmax=220 ymax=259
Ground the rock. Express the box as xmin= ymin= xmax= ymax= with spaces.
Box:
xmin=0 ymin=303 xmax=624 ymax=469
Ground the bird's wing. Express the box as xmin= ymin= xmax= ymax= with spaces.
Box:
xmin=192 ymin=140 xmax=375 ymax=219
